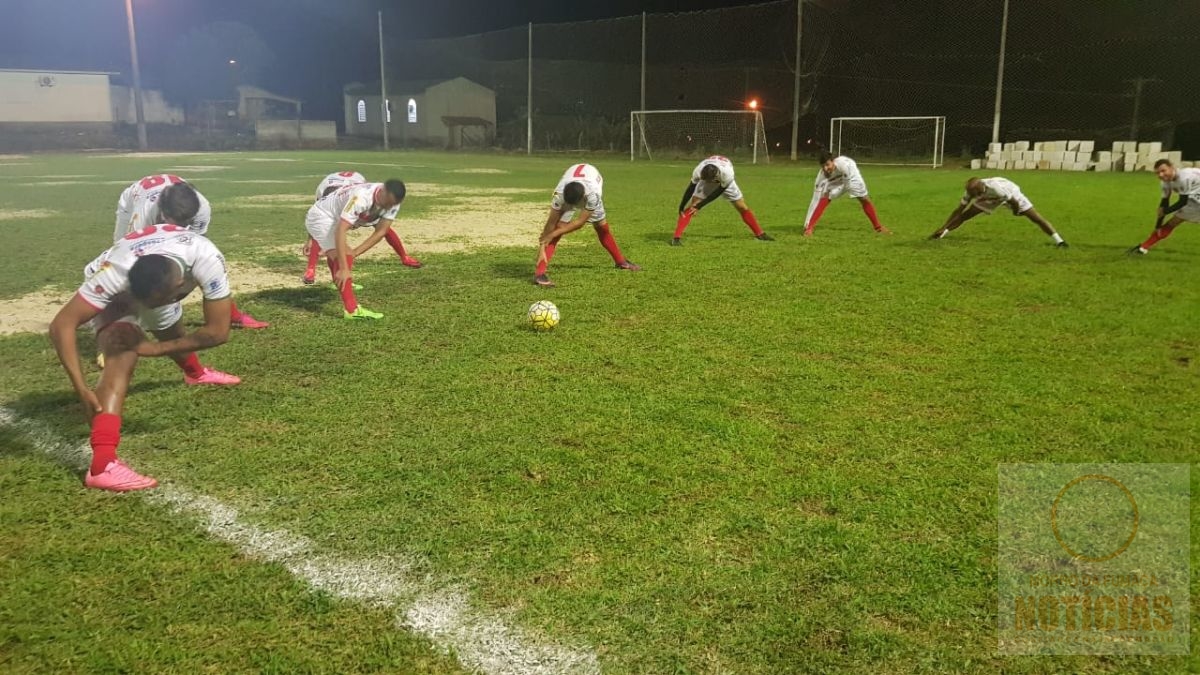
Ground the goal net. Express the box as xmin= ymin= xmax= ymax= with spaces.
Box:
xmin=828 ymin=117 xmax=946 ymax=167
xmin=631 ymin=110 xmax=769 ymax=163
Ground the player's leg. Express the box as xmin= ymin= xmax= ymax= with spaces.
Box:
xmin=728 ymin=181 xmax=771 ymax=241
xmin=327 ymin=253 xmax=381 ymax=319
xmin=302 ymin=236 xmax=321 ymax=284
xmin=150 ymin=315 xmax=242 ymax=385
xmin=803 ymin=188 xmax=833 ymax=237
xmin=672 ymin=195 xmax=703 ymax=245
xmin=1130 ymin=215 xmax=1185 ymax=255
xmin=383 ymin=227 xmax=422 ymax=268
xmin=931 ymin=204 xmax=984 ymax=239
xmin=1020 ymin=206 xmax=1067 ymax=247
xmin=594 ymin=219 xmax=640 ymax=271
xmin=856 ymin=196 xmax=891 ymax=234
xmin=86 ymin=321 xmax=157 ymax=491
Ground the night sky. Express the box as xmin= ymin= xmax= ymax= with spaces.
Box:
xmin=0 ymin=0 xmax=776 ymax=120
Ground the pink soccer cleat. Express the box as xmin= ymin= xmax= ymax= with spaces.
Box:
xmin=232 ymin=314 xmax=270 ymax=329
xmin=85 ymin=460 xmax=158 ymax=492
xmin=184 ymin=367 xmax=242 ymax=386
xmin=401 ymin=256 xmax=423 ymax=269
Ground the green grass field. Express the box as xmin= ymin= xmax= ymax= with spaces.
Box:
xmin=0 ymin=150 xmax=1196 ymax=674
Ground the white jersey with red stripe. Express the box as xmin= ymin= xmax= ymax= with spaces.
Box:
xmin=551 ymin=163 xmax=604 ymax=215
xmin=1162 ymin=167 xmax=1200 ymax=200
xmin=80 ymin=225 xmax=230 ymax=313
xmin=315 ymin=171 xmax=367 ymax=200
xmin=691 ymin=156 xmax=736 ymax=187
xmin=113 ymin=174 xmax=212 ymax=243
xmin=311 ymin=183 xmax=400 ymax=229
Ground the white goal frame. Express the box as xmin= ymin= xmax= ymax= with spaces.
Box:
xmin=829 ymin=116 xmax=946 ymax=168
xmin=630 ymin=110 xmax=769 ymax=163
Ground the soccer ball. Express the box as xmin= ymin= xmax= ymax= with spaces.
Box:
xmin=527 ymin=300 xmax=560 ymax=332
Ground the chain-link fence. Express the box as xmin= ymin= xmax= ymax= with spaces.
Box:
xmin=375 ymin=0 xmax=1199 ymax=159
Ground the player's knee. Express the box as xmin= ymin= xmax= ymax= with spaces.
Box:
xmin=97 ymin=322 xmax=142 ymax=355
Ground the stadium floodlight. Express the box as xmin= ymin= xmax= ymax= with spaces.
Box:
xmin=631 ymin=110 xmax=769 ymax=163
xmin=828 ymin=116 xmax=947 ymax=168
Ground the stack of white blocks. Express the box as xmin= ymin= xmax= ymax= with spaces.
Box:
xmin=972 ymin=141 xmax=1193 ymax=173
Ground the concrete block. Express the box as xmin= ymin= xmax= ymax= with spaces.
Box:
xmin=1168 ymin=151 xmax=1183 ymax=164
xmin=1015 ymin=141 xmax=1030 ymax=152
xmin=1046 ymin=151 xmax=1063 ymax=162
xmin=985 ymin=160 xmax=1000 ymax=170
xmin=1001 ymin=151 xmax=1013 ymax=161
xmin=1061 ymin=152 xmax=1077 ymax=163
xmin=1031 ymin=151 xmax=1043 ymax=161
xmin=1003 ymin=142 xmax=1016 ymax=152
xmin=1049 ymin=161 xmax=1063 ymax=171
xmin=970 ymin=159 xmax=982 ymax=170
xmin=1124 ymin=163 xmax=1136 ymax=172
xmin=1069 ymin=162 xmax=1088 ymax=171
xmin=1137 ymin=142 xmax=1163 ymax=154
xmin=1067 ymin=140 xmax=1081 ymax=151
xmin=1033 ymin=142 xmax=1045 ymax=151
xmin=1037 ymin=160 xmax=1051 ymax=170
xmin=988 ymin=142 xmax=1002 ymax=154
xmin=1096 ymin=151 xmax=1112 ymax=162
xmin=1094 ymin=162 xmax=1111 ymax=172
xmin=1079 ymin=140 xmax=1095 ymax=153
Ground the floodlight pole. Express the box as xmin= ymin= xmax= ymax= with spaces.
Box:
xmin=123 ymin=0 xmax=148 ymax=150
xmin=640 ymin=12 xmax=646 ymax=112
xmin=789 ymin=0 xmax=803 ymax=160
xmin=378 ymin=11 xmax=389 ymax=151
xmin=990 ymin=0 xmax=1009 ymax=144
xmin=527 ymin=22 xmax=533 ymax=155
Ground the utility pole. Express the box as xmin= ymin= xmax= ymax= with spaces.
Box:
xmin=1126 ymin=77 xmax=1159 ymax=140
xmin=123 ymin=0 xmax=148 ymax=150
xmin=527 ymin=23 xmax=533 ymax=155
xmin=990 ymin=0 xmax=1010 ymax=144
xmin=789 ymin=0 xmax=803 ymax=161
xmin=378 ymin=11 xmax=389 ymax=150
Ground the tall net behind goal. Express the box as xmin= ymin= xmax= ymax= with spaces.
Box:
xmin=829 ymin=117 xmax=946 ymax=167
xmin=631 ymin=110 xmax=769 ymax=163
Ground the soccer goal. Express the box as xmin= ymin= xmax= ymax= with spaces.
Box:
xmin=828 ymin=116 xmax=946 ymax=167
xmin=631 ymin=110 xmax=769 ymax=163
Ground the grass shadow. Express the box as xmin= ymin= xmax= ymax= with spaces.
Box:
xmin=251 ymin=287 xmax=333 ymax=315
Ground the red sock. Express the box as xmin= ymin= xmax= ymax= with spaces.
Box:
xmin=229 ymin=300 xmax=245 ymax=322
xmin=89 ymin=413 xmax=121 ymax=475
xmin=740 ymin=210 xmax=764 ymax=236
xmin=328 ymin=256 xmax=358 ymax=312
xmin=806 ymin=198 xmax=830 ymax=233
xmin=674 ymin=211 xmax=695 ymax=238
xmin=536 ymin=240 xmax=558 ymax=276
xmin=304 ymin=238 xmax=320 ymax=277
xmin=383 ymin=228 xmax=409 ymax=258
xmin=1141 ymin=225 xmax=1177 ymax=250
xmin=861 ymin=201 xmax=884 ymax=231
xmin=178 ymin=353 xmax=205 ymax=379
xmin=595 ymin=224 xmax=625 ymax=263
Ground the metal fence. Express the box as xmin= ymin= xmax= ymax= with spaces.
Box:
xmin=379 ymin=0 xmax=1200 ymax=159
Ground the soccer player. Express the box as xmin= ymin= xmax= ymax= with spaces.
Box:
xmin=301 ymin=171 xmax=422 ymax=284
xmin=929 ymin=176 xmax=1068 ymax=247
xmin=803 ymin=152 xmax=891 ymax=236
xmin=535 ymin=163 xmax=640 ymax=287
xmin=48 ymin=224 xmax=242 ymax=491
xmin=305 ymin=179 xmax=407 ymax=319
xmin=115 ymin=174 xmax=268 ymax=328
xmin=1128 ymin=159 xmax=1200 ymax=255
xmin=671 ymin=155 xmax=773 ymax=245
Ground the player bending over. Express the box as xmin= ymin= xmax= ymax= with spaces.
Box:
xmin=929 ymin=177 xmax=1068 ymax=247
xmin=305 ymin=179 xmax=406 ymax=319
xmin=115 ymin=174 xmax=268 ymax=328
xmin=671 ymin=155 xmax=772 ymax=245
xmin=1128 ymin=159 xmax=1200 ymax=255
xmin=302 ymin=171 xmax=421 ymax=284
xmin=803 ymin=152 xmax=890 ymax=236
xmin=49 ymin=225 xmax=242 ymax=492
xmin=535 ymin=163 xmax=640 ymax=288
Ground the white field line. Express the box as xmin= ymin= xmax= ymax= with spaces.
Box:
xmin=0 ymin=406 xmax=600 ymax=675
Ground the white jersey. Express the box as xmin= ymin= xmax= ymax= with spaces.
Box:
xmin=692 ymin=156 xmax=736 ymax=187
xmin=315 ymin=171 xmax=366 ymax=200
xmin=311 ymin=183 xmax=400 ymax=228
xmin=80 ymin=225 xmax=230 ymax=313
xmin=113 ymin=174 xmax=212 ymax=243
xmin=814 ymin=156 xmax=868 ymax=201
xmin=552 ymin=164 xmax=604 ymax=214
xmin=962 ymin=177 xmax=1033 ymax=215
xmin=1163 ymin=167 xmax=1200 ymax=200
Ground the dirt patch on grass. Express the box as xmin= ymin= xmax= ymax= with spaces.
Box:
xmin=448 ymin=168 xmax=510 ymax=175
xmin=91 ymin=152 xmax=206 ymax=159
xmin=228 ymin=193 xmax=314 ymax=208
xmin=0 ymin=209 xmax=59 ymax=221
xmin=166 ymin=165 xmax=233 ymax=173
xmin=0 ymin=262 xmax=298 ymax=336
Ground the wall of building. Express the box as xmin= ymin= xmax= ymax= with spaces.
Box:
xmin=0 ymin=71 xmax=114 ymax=123
xmin=422 ymin=78 xmax=497 ymax=143
xmin=345 ymin=93 xmax=426 ymax=142
xmin=110 ymin=86 xmax=184 ymax=125
xmin=254 ymin=119 xmax=337 ymax=148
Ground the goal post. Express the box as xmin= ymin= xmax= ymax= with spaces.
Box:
xmin=630 ymin=110 xmax=769 ymax=163
xmin=828 ymin=116 xmax=946 ymax=167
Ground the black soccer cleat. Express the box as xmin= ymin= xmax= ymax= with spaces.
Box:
xmin=669 ymin=237 xmax=682 ymax=246
xmin=1056 ymin=241 xmax=1069 ymax=248
xmin=1126 ymin=246 xmax=1147 ymax=256
xmin=616 ymin=260 xmax=642 ymax=271
xmin=755 ymin=232 xmax=775 ymax=241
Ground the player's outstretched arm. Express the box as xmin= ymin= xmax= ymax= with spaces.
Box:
xmin=692 ymin=186 xmax=727 ymax=212
xmin=138 ymin=297 xmax=232 ymax=357
xmin=332 ymin=219 xmax=355 ymax=288
xmin=678 ymin=183 xmax=698 ymax=214
xmin=540 ymin=208 xmax=562 ymax=238
xmin=541 ymin=210 xmax=591 ymax=245
xmin=352 ymin=219 xmax=393 ymax=258
xmin=931 ymin=204 xmax=967 ymax=238
xmin=48 ymin=294 xmax=102 ymax=413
